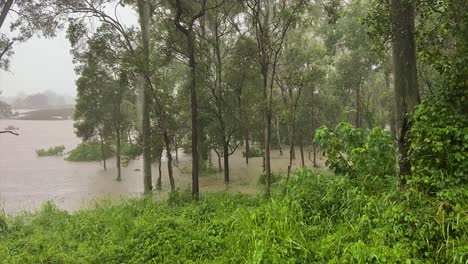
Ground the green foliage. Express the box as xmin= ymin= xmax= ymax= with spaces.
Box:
xmin=408 ymin=98 xmax=468 ymax=202
xmin=258 ymin=171 xmax=283 ymax=185
xmin=35 ymin=145 xmax=65 ymax=157
xmin=0 ymin=212 xmax=7 ymax=235
xmin=0 ymin=169 xmax=466 ymax=263
xmin=66 ymin=143 xmax=113 ymax=162
xmin=314 ymin=122 xmax=395 ymax=177
xmin=120 ymin=143 xmax=142 ymax=166
xmin=242 ymin=147 xmax=263 ymax=158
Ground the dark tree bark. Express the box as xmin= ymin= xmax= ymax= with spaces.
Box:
xmin=355 ymin=83 xmax=363 ymax=128
xmin=245 ymin=129 xmax=250 ymax=164
xmin=0 ymin=0 xmax=13 ymax=30
xmin=223 ymin=140 xmax=229 ymax=183
xmin=116 ymin=128 xmax=121 ymax=181
xmin=156 ymin=148 xmax=162 ymax=190
xmin=175 ymin=0 xmax=207 ymax=200
xmin=391 ymin=0 xmax=420 ymax=188
xmin=299 ymin=134 xmax=305 ymax=167
xmin=0 ymin=130 xmax=18 ymax=136
xmin=274 ymin=115 xmax=283 ymax=155
xmin=163 ymin=130 xmax=175 ymax=191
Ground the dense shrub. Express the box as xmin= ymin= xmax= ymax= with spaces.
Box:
xmin=120 ymin=143 xmax=142 ymax=166
xmin=65 ymin=142 xmax=113 ymax=162
xmin=314 ymin=122 xmax=395 ymax=177
xmin=242 ymin=147 xmax=263 ymax=158
xmin=258 ymin=171 xmax=283 ymax=185
xmin=35 ymin=145 xmax=65 ymax=157
xmin=408 ymin=98 xmax=468 ymax=203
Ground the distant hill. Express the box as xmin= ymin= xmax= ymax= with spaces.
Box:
xmin=0 ymin=90 xmax=75 ymax=110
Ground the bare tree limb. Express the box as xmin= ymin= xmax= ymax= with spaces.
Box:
xmin=0 ymin=130 xmax=19 ymax=136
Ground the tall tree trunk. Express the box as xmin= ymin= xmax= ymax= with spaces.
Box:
xmin=137 ymin=0 xmax=152 ymax=193
xmin=262 ymin=70 xmax=272 ymax=195
xmin=99 ymin=130 xmax=107 ymax=171
xmin=313 ymin=143 xmax=317 ymax=167
xmin=245 ymin=129 xmax=250 ymax=164
xmin=356 ymin=83 xmax=362 ymax=128
xmin=116 ymin=128 xmax=121 ymax=181
xmin=174 ymin=141 xmax=179 ymax=163
xmin=215 ymin=148 xmax=222 ymax=172
xmin=188 ymin=33 xmax=200 ymax=199
xmin=0 ymin=0 xmax=13 ymax=30
xmin=275 ymin=116 xmax=283 ymax=155
xmin=223 ymin=140 xmax=230 ymax=183
xmin=163 ymin=131 xmax=175 ymax=191
xmin=299 ymin=134 xmax=305 ymax=167
xmin=157 ymin=148 xmax=162 ymax=190
xmin=391 ymin=0 xmax=420 ymax=188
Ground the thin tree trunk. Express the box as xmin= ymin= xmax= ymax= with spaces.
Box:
xmin=157 ymin=149 xmax=162 ymax=190
xmin=99 ymin=130 xmax=107 ymax=171
xmin=299 ymin=134 xmax=304 ymax=167
xmin=174 ymin=141 xmax=179 ymax=163
xmin=0 ymin=0 xmax=13 ymax=30
xmin=275 ymin=116 xmax=283 ymax=155
xmin=391 ymin=0 xmax=420 ymax=188
xmin=223 ymin=140 xmax=230 ymax=183
xmin=163 ymin=131 xmax=175 ymax=191
xmin=188 ymin=33 xmax=199 ymax=199
xmin=116 ymin=128 xmax=121 ymax=181
xmin=313 ymin=143 xmax=317 ymax=167
xmin=216 ymin=149 xmax=222 ymax=171
xmin=245 ymin=129 xmax=249 ymax=164
xmin=356 ymin=83 xmax=362 ymax=128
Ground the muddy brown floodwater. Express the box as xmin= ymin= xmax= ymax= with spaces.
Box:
xmin=0 ymin=120 xmax=323 ymax=214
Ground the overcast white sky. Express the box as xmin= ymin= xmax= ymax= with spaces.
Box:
xmin=0 ymin=5 xmax=138 ymax=98
xmin=0 ymin=32 xmax=76 ymax=97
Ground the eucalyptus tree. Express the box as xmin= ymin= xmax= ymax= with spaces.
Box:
xmin=276 ymin=25 xmax=326 ymax=178
xmin=243 ymin=0 xmax=306 ymax=195
xmin=172 ymin=0 xmax=210 ymax=199
xmin=60 ymin=0 xmax=160 ymax=192
xmin=198 ymin=0 xmax=246 ymax=183
xmin=390 ymin=0 xmax=419 ymax=186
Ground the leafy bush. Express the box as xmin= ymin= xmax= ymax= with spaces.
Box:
xmin=0 ymin=212 xmax=6 ymax=234
xmin=35 ymin=145 xmax=65 ymax=157
xmin=66 ymin=142 xmax=113 ymax=162
xmin=258 ymin=171 xmax=283 ymax=185
xmin=314 ymin=122 xmax=395 ymax=177
xmin=120 ymin=143 xmax=142 ymax=166
xmin=408 ymin=98 xmax=468 ymax=202
xmin=242 ymin=147 xmax=263 ymax=158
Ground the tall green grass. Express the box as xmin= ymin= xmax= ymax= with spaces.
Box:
xmin=0 ymin=169 xmax=466 ymax=263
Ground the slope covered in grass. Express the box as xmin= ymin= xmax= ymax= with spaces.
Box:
xmin=0 ymin=169 xmax=466 ymax=263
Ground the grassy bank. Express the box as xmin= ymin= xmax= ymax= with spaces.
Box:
xmin=0 ymin=169 xmax=466 ymax=263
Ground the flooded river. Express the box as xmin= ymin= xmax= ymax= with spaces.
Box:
xmin=0 ymin=120 xmax=321 ymax=214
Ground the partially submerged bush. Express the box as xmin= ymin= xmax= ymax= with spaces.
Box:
xmin=242 ymin=147 xmax=263 ymax=158
xmin=258 ymin=171 xmax=283 ymax=185
xmin=66 ymin=142 xmax=113 ymax=161
xmin=36 ymin=145 xmax=65 ymax=157
xmin=314 ymin=122 xmax=395 ymax=177
xmin=121 ymin=143 xmax=142 ymax=166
